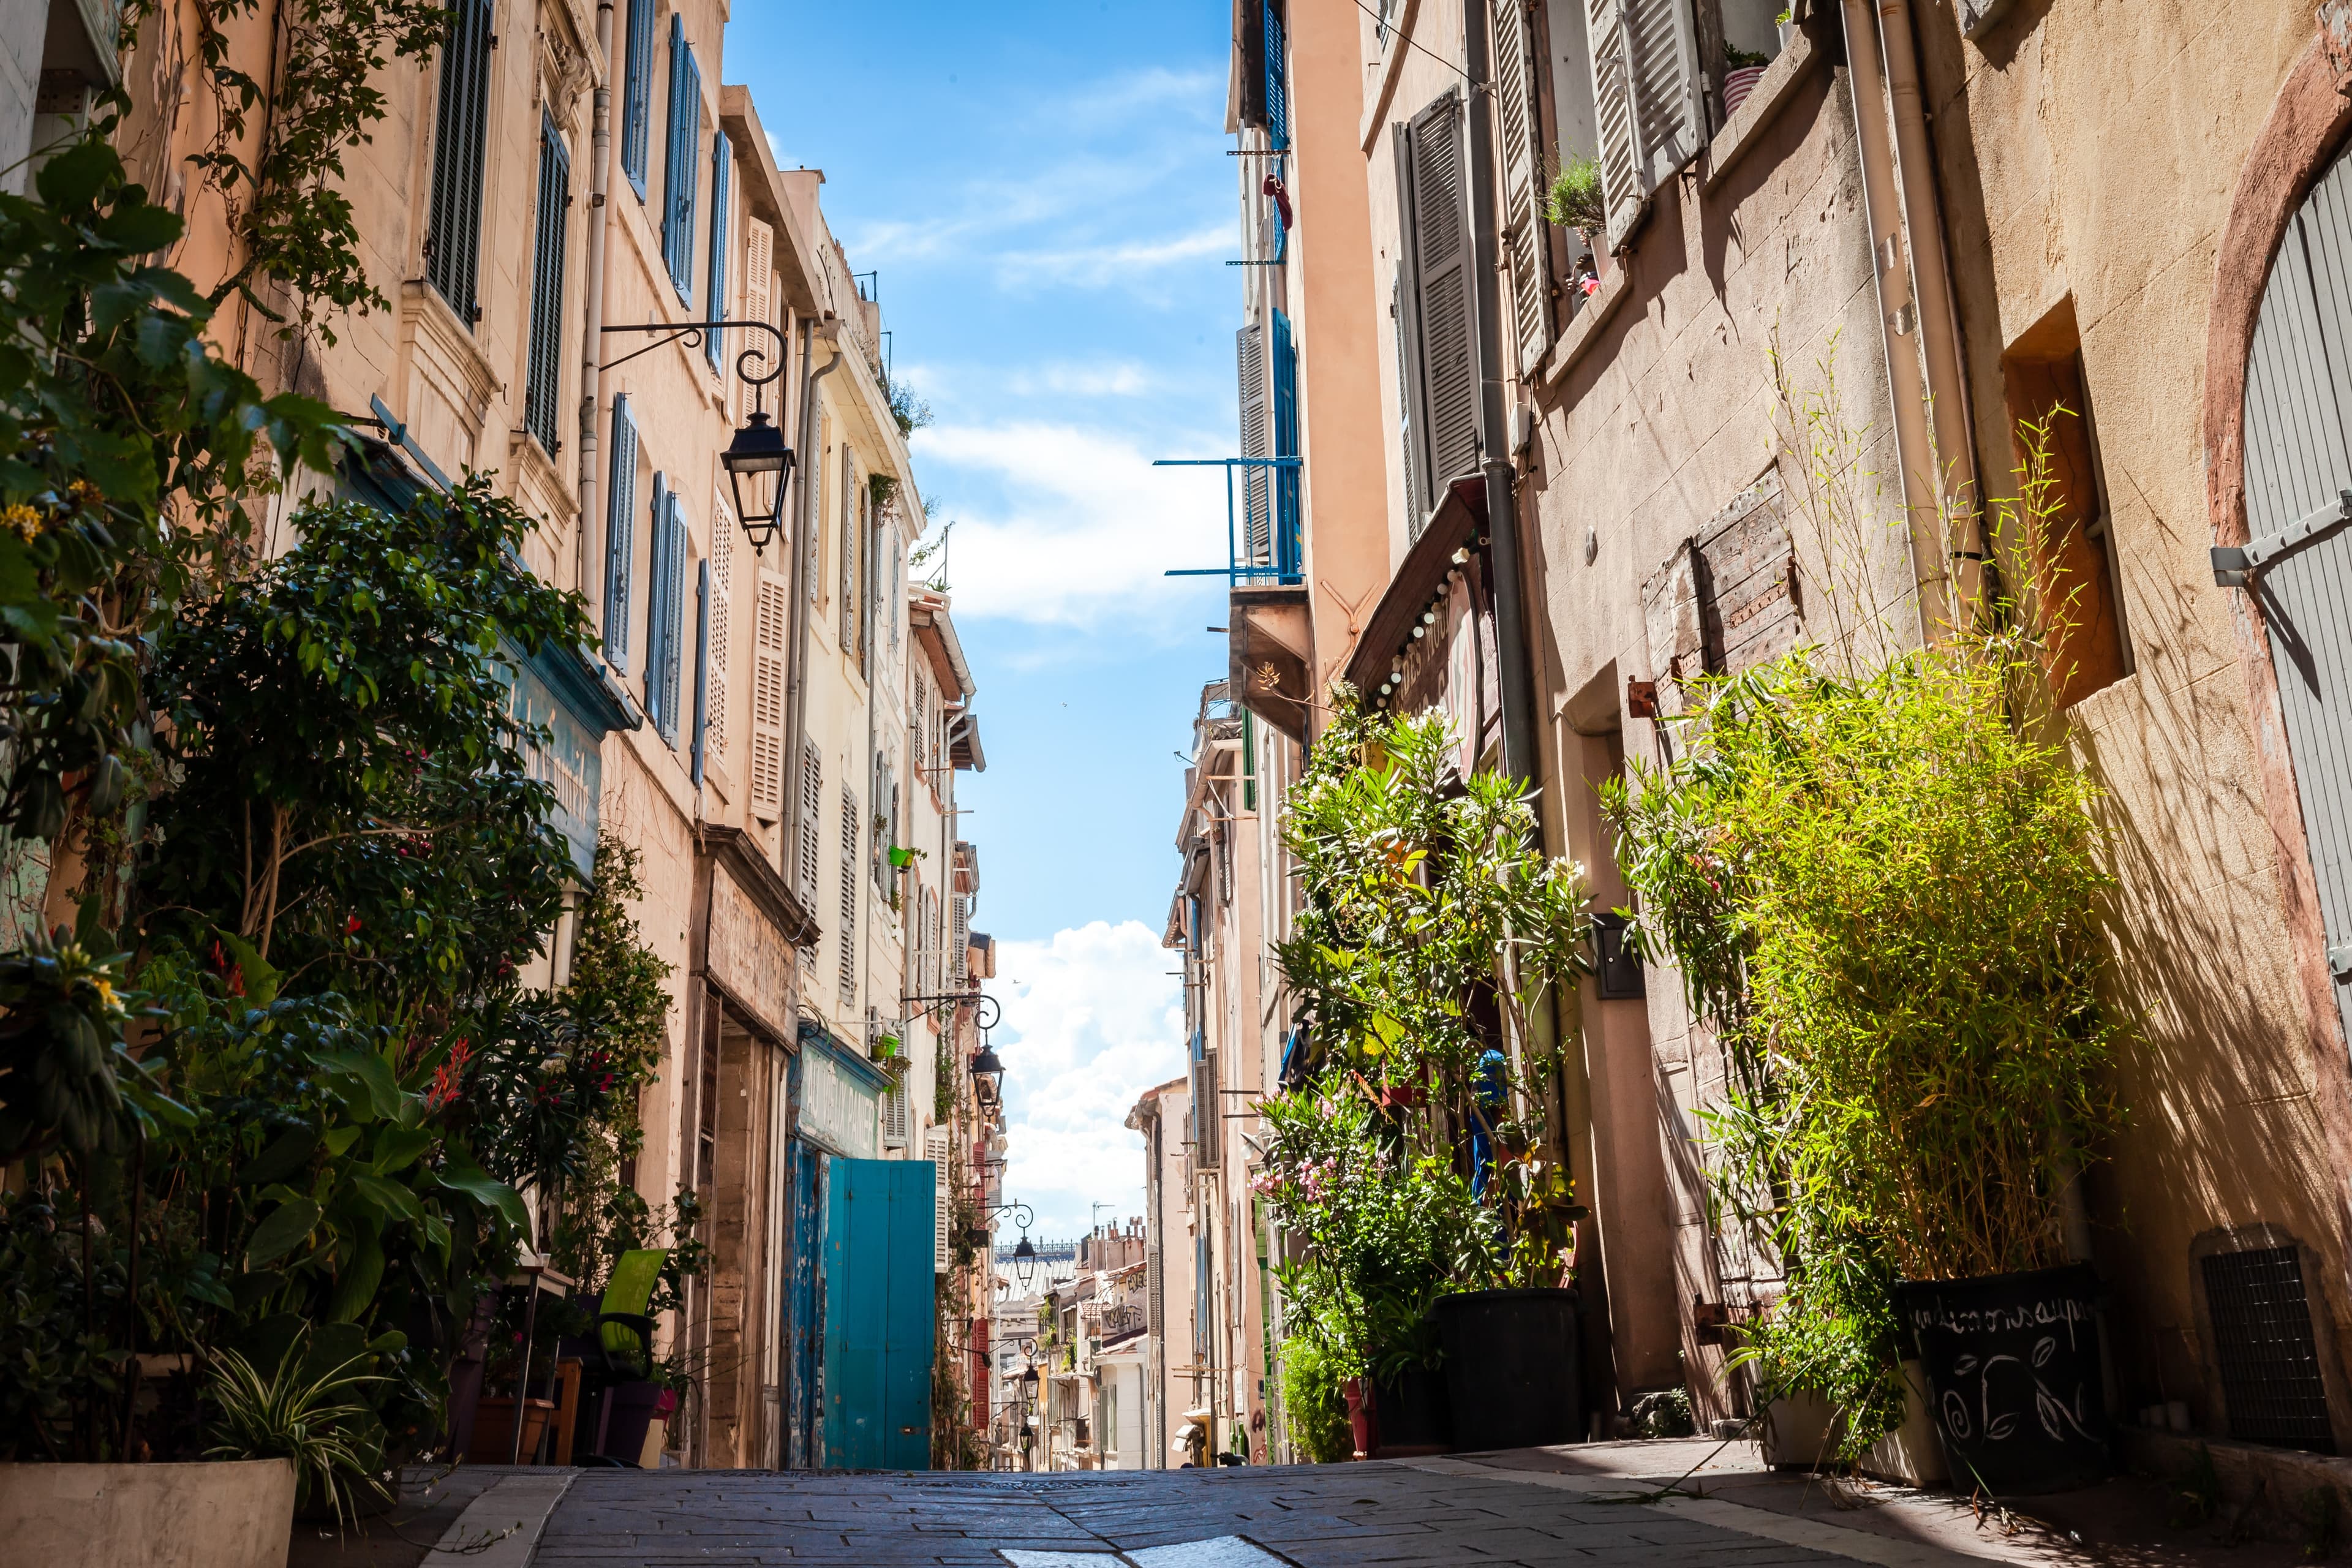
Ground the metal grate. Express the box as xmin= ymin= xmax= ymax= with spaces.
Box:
xmin=2203 ymin=1245 xmax=2335 ymax=1452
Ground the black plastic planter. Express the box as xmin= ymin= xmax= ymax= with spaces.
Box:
xmin=1434 ymin=1288 xmax=1581 ymax=1451
xmin=1370 ymin=1359 xmax=1453 ymax=1455
xmin=1894 ymin=1263 xmax=2109 ymax=1495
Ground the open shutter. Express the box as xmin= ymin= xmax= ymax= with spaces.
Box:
xmin=524 ymin=115 xmax=571 ymax=454
xmin=620 ymin=0 xmax=653 ymax=197
xmin=750 ymin=575 xmax=788 ymax=817
xmin=839 ymin=786 xmax=860 ymax=1005
xmin=1628 ymin=0 xmax=1702 ymax=190
xmin=707 ymin=513 xmax=731 ymax=765
xmin=1390 ymin=271 xmax=1427 ymax=535
xmin=644 ymin=471 xmax=670 ymax=727
xmin=1262 ymin=1 xmax=1290 ymax=151
xmin=797 ymin=742 xmax=821 ymax=906
xmin=605 ymin=397 xmax=639 ymax=671
xmin=663 ymin=15 xmax=701 ymax=300
xmin=1494 ymin=0 xmax=1552 ymax=374
xmin=929 ymin=1127 xmax=951 ymax=1273
xmin=882 ymin=1082 xmax=908 ymax=1150
xmin=661 ymin=491 xmax=687 ymax=745
xmin=690 ymin=558 xmax=710 ymax=786
xmin=705 ymin=130 xmax=732 ymax=374
xmin=745 ymin=216 xmax=774 ymax=328
xmin=1271 ymin=309 xmax=1301 ymax=581
xmin=951 ymin=893 xmax=969 ymax=984
xmin=424 ymin=0 xmax=492 ymax=325
xmin=1401 ymin=92 xmax=1482 ymax=494
xmin=1236 ymin=325 xmax=1270 ymax=570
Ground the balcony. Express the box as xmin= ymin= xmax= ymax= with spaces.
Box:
xmin=1158 ymin=455 xmax=1312 ymax=744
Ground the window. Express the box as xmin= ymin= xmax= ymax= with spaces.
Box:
xmin=1581 ymin=0 xmax=1703 ymax=249
xmin=424 ymin=0 xmax=494 ymax=325
xmin=1235 ymin=1 xmax=1287 ymax=151
xmin=1494 ymin=0 xmax=1552 ymax=373
xmin=690 ymin=557 xmax=710 ymax=785
xmin=619 ymin=0 xmax=653 ymax=198
xmin=1395 ymin=92 xmax=1480 ymax=517
xmin=1271 ymin=309 xmax=1301 ymax=581
xmin=604 ymin=395 xmax=641 ymax=672
xmin=2203 ymin=1245 xmax=2334 ymax=1452
xmin=750 ymin=575 xmax=788 ymax=818
xmin=704 ymin=130 xmax=731 ymax=374
xmin=797 ymin=741 xmax=821 ymax=905
xmin=645 ymin=477 xmax=687 ymax=745
xmin=841 ymin=452 xmax=865 ymax=672
xmin=523 ymin=113 xmax=570 ymax=456
xmin=2000 ymin=298 xmax=2130 ymax=708
xmin=706 ymin=508 xmax=731 ymax=766
xmin=661 ymin=13 xmax=701 ymax=301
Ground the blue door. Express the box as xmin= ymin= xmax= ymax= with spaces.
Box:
xmin=821 ymin=1157 xmax=935 ymax=1469
xmin=784 ymin=1139 xmax=825 ymax=1470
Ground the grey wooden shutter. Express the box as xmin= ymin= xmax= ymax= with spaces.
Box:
xmin=424 ymin=0 xmax=493 ymax=325
xmin=705 ymin=130 xmax=731 ymax=373
xmin=691 ymin=557 xmax=710 ymax=786
xmin=750 ymin=575 xmax=788 ymax=816
xmin=1494 ymin=0 xmax=1552 ymax=374
xmin=798 ymin=742 xmax=821 ymax=906
xmin=524 ymin=113 xmax=570 ymax=454
xmin=1390 ymin=271 xmax=1427 ymax=535
xmin=1401 ymin=92 xmax=1482 ymax=493
xmin=663 ymin=15 xmax=701 ymax=301
xmin=840 ymin=450 xmax=859 ymax=657
xmin=605 ymin=396 xmax=639 ymax=672
xmin=1586 ymin=0 xmax=1643 ymax=248
xmin=644 ymin=471 xmax=669 ymax=726
xmin=1237 ymin=325 xmax=1270 ymax=571
xmin=1589 ymin=0 xmax=1702 ymax=249
xmin=839 ymin=786 xmax=860 ymax=1005
xmin=2242 ymin=140 xmax=2352 ymax=1049
xmin=620 ymin=0 xmax=653 ymax=198
xmin=660 ymin=490 xmax=687 ymax=745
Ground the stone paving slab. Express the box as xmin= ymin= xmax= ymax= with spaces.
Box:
xmin=529 ymin=1461 xmax=1902 ymax=1568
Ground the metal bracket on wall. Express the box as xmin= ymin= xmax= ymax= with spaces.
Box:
xmin=2212 ymin=490 xmax=2352 ymax=587
xmin=2330 ymin=943 xmax=2352 ymax=982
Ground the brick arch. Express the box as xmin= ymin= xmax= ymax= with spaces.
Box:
xmin=2202 ymin=12 xmax=2352 ymax=1167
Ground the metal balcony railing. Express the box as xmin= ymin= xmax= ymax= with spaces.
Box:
xmin=1156 ymin=457 xmax=1303 ymax=587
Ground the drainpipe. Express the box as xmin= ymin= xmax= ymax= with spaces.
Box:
xmin=576 ymin=0 xmax=618 ymax=630
xmin=1839 ymin=0 xmax=1979 ymax=643
xmin=782 ymin=315 xmax=842 ymax=899
xmin=1461 ymin=0 xmax=1539 ymax=786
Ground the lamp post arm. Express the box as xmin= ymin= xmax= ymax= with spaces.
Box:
xmin=597 ymin=319 xmax=787 ymax=396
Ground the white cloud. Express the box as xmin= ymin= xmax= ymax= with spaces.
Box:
xmin=910 ymin=419 xmax=1234 ymax=628
xmin=990 ymin=224 xmax=1229 ymax=292
xmin=1001 ymin=361 xmax=1159 ymax=399
xmin=993 ymin=921 xmax=1186 ymax=1238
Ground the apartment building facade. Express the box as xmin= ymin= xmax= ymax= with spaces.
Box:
xmin=1178 ymin=0 xmax=2352 ymax=1471
xmin=78 ymin=0 xmax=997 ymax=1472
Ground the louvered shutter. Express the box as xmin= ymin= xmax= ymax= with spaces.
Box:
xmin=620 ymin=0 xmax=652 ymax=197
xmin=745 ymin=217 xmax=774 ymax=328
xmin=424 ymin=0 xmax=492 ymax=325
xmin=707 ymin=512 xmax=731 ymax=765
xmin=913 ymin=674 xmax=930 ymax=774
xmin=1262 ymin=2 xmax=1289 ymax=151
xmin=662 ymin=492 xmax=687 ymax=746
xmin=524 ymin=114 xmax=571 ymax=454
xmin=1235 ymin=325 xmax=1270 ymax=571
xmin=797 ymin=742 xmax=821 ymax=906
xmin=929 ymin=1127 xmax=951 ymax=1272
xmin=1271 ymin=309 xmax=1301 ymax=581
xmin=839 ymin=786 xmax=859 ymax=1005
xmin=951 ymin=893 xmax=969 ymax=983
xmin=1402 ymin=92 xmax=1482 ymax=493
xmin=1390 ymin=273 xmax=1427 ymax=535
xmin=663 ymin=15 xmax=701 ymax=301
xmin=644 ymin=471 xmax=670 ymax=729
xmin=1193 ymin=1051 xmax=1221 ymax=1168
xmin=883 ymin=1082 xmax=908 ymax=1149
xmin=1494 ymin=0 xmax=1552 ymax=374
xmin=1589 ymin=0 xmax=1701 ymax=250
xmin=705 ymin=130 xmax=731 ymax=373
xmin=750 ymin=574 xmax=788 ymax=816
xmin=691 ymin=558 xmax=711 ymax=786
xmin=605 ymin=397 xmax=639 ymax=671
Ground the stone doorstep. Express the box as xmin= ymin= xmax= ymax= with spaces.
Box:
xmin=2119 ymin=1425 xmax=2352 ymax=1518
xmin=429 ymin=1467 xmax=579 ymax=1567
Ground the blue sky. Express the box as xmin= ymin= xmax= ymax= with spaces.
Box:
xmin=729 ymin=4 xmax=1234 ymax=1238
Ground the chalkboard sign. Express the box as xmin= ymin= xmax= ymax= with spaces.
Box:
xmin=1893 ymin=1262 xmax=2109 ymax=1495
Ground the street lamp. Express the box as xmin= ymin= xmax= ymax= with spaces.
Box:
xmin=970 ymin=1044 xmax=1005 ymax=1107
xmin=597 ymin=318 xmax=793 ymax=554
xmin=1012 ymin=1233 xmax=1039 ymax=1290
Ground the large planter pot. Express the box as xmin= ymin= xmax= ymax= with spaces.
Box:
xmin=1894 ymin=1263 xmax=2109 ymax=1495
xmin=1760 ymin=1360 xmax=1947 ymax=1486
xmin=591 ymin=1381 xmax=676 ymax=1465
xmin=1434 ymin=1288 xmax=1581 ymax=1452
xmin=1369 ymin=1361 xmax=1453 ymax=1457
xmin=467 ymin=1395 xmax=557 ymax=1465
xmin=0 ymin=1458 xmax=295 ymax=1568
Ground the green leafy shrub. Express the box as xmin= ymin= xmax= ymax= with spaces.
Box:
xmin=1279 ymin=1333 xmax=1353 ymax=1464
xmin=1545 ymin=157 xmax=1605 ymax=233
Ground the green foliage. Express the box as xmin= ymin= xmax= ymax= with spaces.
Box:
xmin=1279 ymin=1334 xmax=1352 ymax=1463
xmin=1545 ymin=157 xmax=1605 ymax=233
xmin=884 ymin=375 xmax=933 ymax=439
xmin=203 ymin=1329 xmax=383 ymax=1523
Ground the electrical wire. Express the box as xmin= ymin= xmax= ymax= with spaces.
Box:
xmin=1345 ymin=0 xmax=1490 ymax=96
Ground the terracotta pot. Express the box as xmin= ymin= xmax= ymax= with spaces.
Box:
xmin=0 ymin=1458 xmax=295 ymax=1568
xmin=467 ymin=1395 xmax=557 ymax=1464
xmin=1723 ymin=64 xmax=1768 ymax=118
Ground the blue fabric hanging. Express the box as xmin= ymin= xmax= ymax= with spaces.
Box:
xmin=1472 ymin=1047 xmax=1507 ymax=1196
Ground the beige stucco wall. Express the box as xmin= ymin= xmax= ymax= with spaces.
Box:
xmin=1923 ymin=0 xmax=2352 ymax=1440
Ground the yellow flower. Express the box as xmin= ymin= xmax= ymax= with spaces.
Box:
xmin=2 ymin=503 xmax=41 ymax=543
xmin=91 ymin=977 xmax=123 ymax=1014
xmin=66 ymin=479 xmax=102 ymax=510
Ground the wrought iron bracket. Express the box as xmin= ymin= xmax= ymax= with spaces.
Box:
xmin=597 ymin=318 xmax=786 ymax=399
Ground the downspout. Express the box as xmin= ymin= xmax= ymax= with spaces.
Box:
xmin=577 ymin=0 xmax=618 ymax=628
xmin=1839 ymin=0 xmax=1978 ymax=643
xmin=782 ymin=316 xmax=842 ymax=895
xmin=1461 ymin=0 xmax=1539 ymax=786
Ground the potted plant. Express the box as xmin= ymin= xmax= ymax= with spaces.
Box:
xmin=1722 ymin=44 xmax=1773 ymax=120
xmin=1605 ymin=418 xmax=2124 ymax=1493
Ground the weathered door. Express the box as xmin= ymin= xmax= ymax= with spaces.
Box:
xmin=2244 ymin=140 xmax=2352 ymax=1048
xmin=820 ymin=1157 xmax=935 ymax=1469
xmin=782 ymin=1138 xmax=824 ymax=1471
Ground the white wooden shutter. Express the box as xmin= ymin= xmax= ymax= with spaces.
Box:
xmin=951 ymin=893 xmax=969 ymax=983
xmin=1404 ymin=92 xmax=1482 ymax=489
xmin=750 ymin=574 xmax=788 ymax=816
xmin=839 ymin=785 xmax=859 ymax=1005
xmin=744 ymin=216 xmax=774 ymax=329
xmin=1236 ymin=325 xmax=1270 ymax=567
xmin=707 ymin=507 xmax=732 ymax=766
xmin=883 ymin=1082 xmax=908 ymax=1149
xmin=913 ymin=673 xmax=930 ymax=774
xmin=1589 ymin=0 xmax=1701 ymax=251
xmin=797 ymin=741 xmax=821 ymax=906
xmin=928 ymin=1126 xmax=951 ymax=1272
xmin=1494 ymin=0 xmax=1551 ymax=374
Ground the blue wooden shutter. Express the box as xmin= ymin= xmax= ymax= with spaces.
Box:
xmin=706 ymin=131 xmax=731 ymax=372
xmin=605 ymin=396 xmax=639 ymax=671
xmin=663 ymin=15 xmax=701 ymax=301
xmin=425 ymin=0 xmax=494 ymax=324
xmin=645 ymin=470 xmax=670 ymax=733
xmin=658 ymin=489 xmax=687 ymax=745
xmin=1272 ymin=308 xmax=1301 ymax=583
xmin=1263 ymin=1 xmax=1289 ymax=151
xmin=690 ymin=557 xmax=710 ymax=785
xmin=524 ymin=113 xmax=571 ymax=454
xmin=620 ymin=0 xmax=653 ymax=198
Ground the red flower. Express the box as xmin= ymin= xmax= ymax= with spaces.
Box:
xmin=345 ymin=914 xmax=363 ymax=935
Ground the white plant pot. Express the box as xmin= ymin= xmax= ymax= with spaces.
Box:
xmin=1757 ymin=1360 xmax=1948 ymax=1486
xmin=0 ymin=1459 xmax=296 ymax=1568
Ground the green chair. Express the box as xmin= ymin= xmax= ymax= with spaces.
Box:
xmin=573 ymin=1250 xmax=668 ymax=1464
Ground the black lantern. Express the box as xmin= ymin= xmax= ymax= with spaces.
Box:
xmin=970 ymin=1044 xmax=1005 ymax=1106
xmin=1012 ymin=1232 xmax=1038 ymax=1289
xmin=1020 ymin=1361 xmax=1039 ymax=1400
xmin=720 ymin=408 xmax=795 ymax=553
